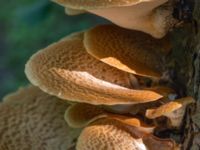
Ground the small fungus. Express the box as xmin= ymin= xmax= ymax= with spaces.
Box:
xmin=145 ymin=97 xmax=195 ymax=127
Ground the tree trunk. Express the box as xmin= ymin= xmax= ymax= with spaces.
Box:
xmin=170 ymin=0 xmax=200 ymax=149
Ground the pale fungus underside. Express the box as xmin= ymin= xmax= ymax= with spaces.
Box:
xmin=65 ymin=103 xmax=107 ymax=128
xmin=65 ymin=103 xmax=156 ymax=132
xmin=51 ymin=0 xmax=178 ymax=38
xmin=52 ymin=0 xmax=145 ymax=9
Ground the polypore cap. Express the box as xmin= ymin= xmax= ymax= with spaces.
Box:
xmin=84 ymin=25 xmax=169 ymax=78
xmin=25 ymin=32 xmax=163 ymax=105
xmin=0 ymin=85 xmax=81 ymax=149
xmin=76 ymin=117 xmax=178 ymax=150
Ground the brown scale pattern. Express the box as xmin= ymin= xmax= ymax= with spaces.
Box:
xmin=84 ymin=25 xmax=170 ymax=78
xmin=0 ymin=86 xmax=80 ymax=150
xmin=25 ymin=32 xmax=162 ymax=105
xmin=77 ymin=118 xmax=177 ymax=150
xmin=26 ymin=33 xmax=131 ymax=89
xmin=77 ymin=119 xmax=137 ymax=150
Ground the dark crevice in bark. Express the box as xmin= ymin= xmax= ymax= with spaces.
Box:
xmin=171 ymin=0 xmax=200 ymax=149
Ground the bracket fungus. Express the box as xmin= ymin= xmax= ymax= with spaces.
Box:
xmin=63 ymin=103 xmax=178 ymax=150
xmin=52 ymin=0 xmax=178 ymax=38
xmin=146 ymin=97 xmax=195 ymax=128
xmin=75 ymin=113 xmax=178 ymax=150
xmin=0 ymin=86 xmax=80 ymax=150
xmin=25 ymin=30 xmax=167 ymax=106
xmin=84 ymin=24 xmax=170 ymax=78
xmin=22 ymin=1 xmax=195 ymax=148
xmin=0 ymin=0 xmax=196 ymax=149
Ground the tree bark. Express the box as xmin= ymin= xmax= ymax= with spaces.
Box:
xmin=170 ymin=0 xmax=200 ymax=149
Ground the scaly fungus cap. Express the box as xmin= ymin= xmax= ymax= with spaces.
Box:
xmin=76 ymin=117 xmax=179 ymax=150
xmin=84 ymin=25 xmax=170 ymax=78
xmin=25 ymin=32 xmax=163 ymax=105
xmin=0 ymin=85 xmax=81 ymax=149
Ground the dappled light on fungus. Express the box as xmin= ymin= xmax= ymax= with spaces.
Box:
xmin=25 ymin=31 xmax=164 ymax=105
xmin=84 ymin=24 xmax=170 ymax=78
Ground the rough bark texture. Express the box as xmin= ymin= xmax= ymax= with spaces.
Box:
xmin=169 ymin=0 xmax=200 ymax=149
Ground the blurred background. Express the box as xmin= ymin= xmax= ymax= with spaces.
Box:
xmin=0 ymin=0 xmax=107 ymax=99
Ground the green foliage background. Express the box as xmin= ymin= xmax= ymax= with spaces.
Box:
xmin=0 ymin=0 xmax=106 ymax=99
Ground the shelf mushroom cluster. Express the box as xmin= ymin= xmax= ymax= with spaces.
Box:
xmin=24 ymin=0 xmax=195 ymax=150
xmin=25 ymin=24 xmax=195 ymax=149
